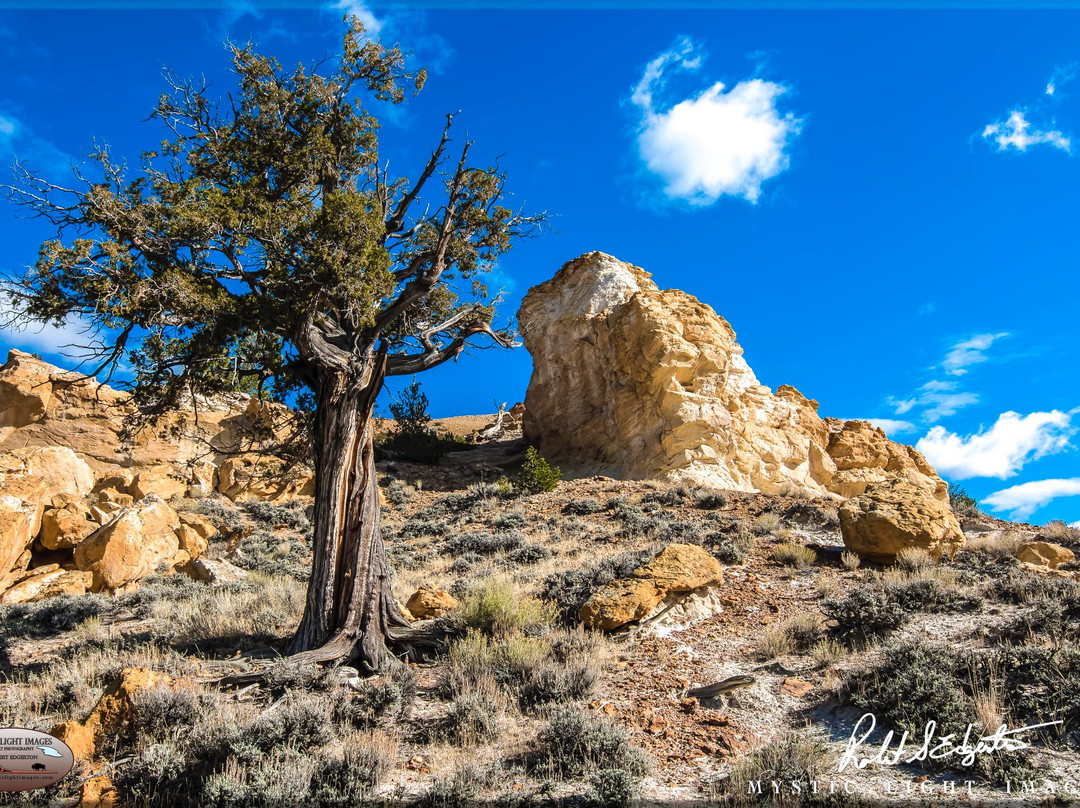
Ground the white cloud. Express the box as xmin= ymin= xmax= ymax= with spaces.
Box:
xmin=631 ymin=39 xmax=801 ymax=205
xmin=983 ymin=478 xmax=1080 ymax=520
xmin=890 ymin=380 xmax=979 ymax=423
xmin=333 ymin=0 xmax=383 ymax=36
xmin=861 ymin=418 xmax=917 ymax=436
xmin=0 ymin=115 xmax=15 ymax=137
xmin=942 ymin=332 xmax=1008 ymax=376
xmin=916 ymin=409 xmax=1075 ymax=480
xmin=0 ymin=295 xmax=92 ymax=359
xmin=982 ymin=110 xmax=1070 ymax=153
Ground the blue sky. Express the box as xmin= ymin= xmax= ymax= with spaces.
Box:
xmin=0 ymin=4 xmax=1078 ymax=526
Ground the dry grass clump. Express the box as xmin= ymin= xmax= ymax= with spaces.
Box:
xmin=810 ymin=637 xmax=845 ymax=667
xmin=756 ymin=614 xmax=824 ymax=660
xmin=1042 ymin=519 xmax=1080 ymax=542
xmin=963 ymin=530 xmax=1022 ymax=558
xmin=453 ymin=576 xmax=557 ymax=635
xmin=752 ymin=512 xmax=783 ymax=535
xmin=721 ymin=730 xmax=850 ymax=808
xmin=840 ymin=550 xmax=861 ymax=571
xmin=771 ymin=543 xmax=816 ymax=569
xmin=160 ymin=573 xmax=306 ymax=650
xmin=895 ymin=546 xmax=934 ymax=572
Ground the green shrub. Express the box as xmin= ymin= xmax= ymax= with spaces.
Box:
xmin=381 ymin=379 xmax=462 ymax=463
xmin=514 ymin=446 xmax=561 ymax=494
xmin=454 ymin=578 xmax=557 ymax=635
xmin=564 ymin=497 xmax=603 ymax=515
xmin=948 ymin=482 xmax=981 ymax=518
xmin=824 ymin=587 xmax=906 ymax=644
xmin=585 ymin=767 xmax=641 ymax=807
xmin=541 ymin=550 xmax=652 ymax=624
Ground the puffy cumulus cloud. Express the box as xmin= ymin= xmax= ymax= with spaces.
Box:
xmin=982 ymin=110 xmax=1070 ymax=154
xmin=631 ymin=38 xmax=802 ymax=205
xmin=916 ymin=409 xmax=1075 ymax=480
xmin=942 ymin=332 xmax=1009 ymax=376
xmin=331 ymin=0 xmax=383 ymax=36
xmin=983 ymin=478 xmax=1080 ymax=521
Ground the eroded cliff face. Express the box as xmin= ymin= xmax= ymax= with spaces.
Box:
xmin=518 ymin=252 xmax=946 ymax=501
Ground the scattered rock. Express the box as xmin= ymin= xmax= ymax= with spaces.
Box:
xmin=839 ymin=479 xmax=965 ymax=564
xmin=0 ymin=566 xmax=93 ymax=604
xmin=518 ymin=252 xmax=948 ymax=500
xmin=217 ymin=454 xmax=314 ymax=502
xmin=1016 ymin=541 xmax=1075 ymax=570
xmin=781 ymin=677 xmax=813 ymax=698
xmin=130 ymin=467 xmax=188 ymax=501
xmin=79 ymin=775 xmax=119 ymax=808
xmin=405 ymin=584 xmax=459 ymax=619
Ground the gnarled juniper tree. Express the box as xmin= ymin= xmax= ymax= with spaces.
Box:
xmin=2 ymin=18 xmax=542 ymax=670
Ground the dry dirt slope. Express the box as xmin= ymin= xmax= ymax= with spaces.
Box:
xmin=2 ymin=434 xmax=1080 ymax=807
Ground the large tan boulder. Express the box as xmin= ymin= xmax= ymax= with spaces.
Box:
xmin=579 ymin=578 xmax=664 ymax=630
xmin=579 ymin=543 xmax=725 ymax=630
xmin=405 ymin=584 xmax=459 ymax=619
xmin=217 ymin=454 xmax=314 ymax=502
xmin=0 ymin=447 xmax=95 ymax=575
xmin=518 ymin=253 xmax=948 ymax=501
xmin=839 ymin=479 xmax=965 ymax=564
xmin=1016 ymin=541 xmax=1074 ymax=569
xmin=74 ymin=497 xmax=181 ymax=592
xmin=39 ymin=504 xmax=98 ymax=550
xmin=130 ymin=467 xmax=188 ymax=501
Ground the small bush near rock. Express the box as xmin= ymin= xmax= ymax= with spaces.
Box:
xmin=384 ymin=479 xmax=414 ymax=507
xmin=771 ymin=543 xmax=816 ymax=569
xmin=585 ymin=767 xmax=641 ymax=808
xmin=840 ymin=551 xmax=861 ymax=571
xmin=541 ymin=550 xmax=653 ymax=624
xmin=535 ymin=708 xmax=649 ymax=779
xmin=948 ymin=482 xmax=982 ymax=518
xmin=241 ymin=500 xmax=311 ymax=531
xmin=1042 ymin=519 xmax=1080 ymax=543
xmin=752 ymin=512 xmax=783 ymax=535
xmin=514 ymin=446 xmax=561 ymax=494
xmin=691 ymin=487 xmax=728 ymax=510
xmin=455 ymin=578 xmax=557 ymax=635
xmin=490 ymin=510 xmax=528 ymax=529
xmin=564 ymin=497 xmax=604 ymax=515
xmin=895 ymin=546 xmax=933 ymax=572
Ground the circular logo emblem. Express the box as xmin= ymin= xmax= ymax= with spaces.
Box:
xmin=0 ymin=728 xmax=74 ymax=792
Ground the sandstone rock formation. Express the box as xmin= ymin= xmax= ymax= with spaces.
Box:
xmin=579 ymin=543 xmax=724 ymax=630
xmin=839 ymin=479 xmax=965 ymax=563
xmin=0 ymin=349 xmax=309 ymax=500
xmin=0 ymin=350 xmax=319 ymax=602
xmin=519 ymin=253 xmax=947 ymax=501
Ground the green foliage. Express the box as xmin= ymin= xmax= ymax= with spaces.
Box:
xmin=4 ymin=15 xmax=541 ymax=432
xmin=381 ymin=379 xmax=461 ymax=463
xmin=948 ymin=482 xmax=981 ymax=517
xmin=514 ymin=446 xmax=561 ymax=494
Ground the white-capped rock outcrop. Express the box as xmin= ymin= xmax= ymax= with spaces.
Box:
xmin=519 ymin=252 xmax=947 ymax=501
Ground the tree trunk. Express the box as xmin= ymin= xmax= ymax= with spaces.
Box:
xmin=286 ymin=352 xmax=412 ymax=671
